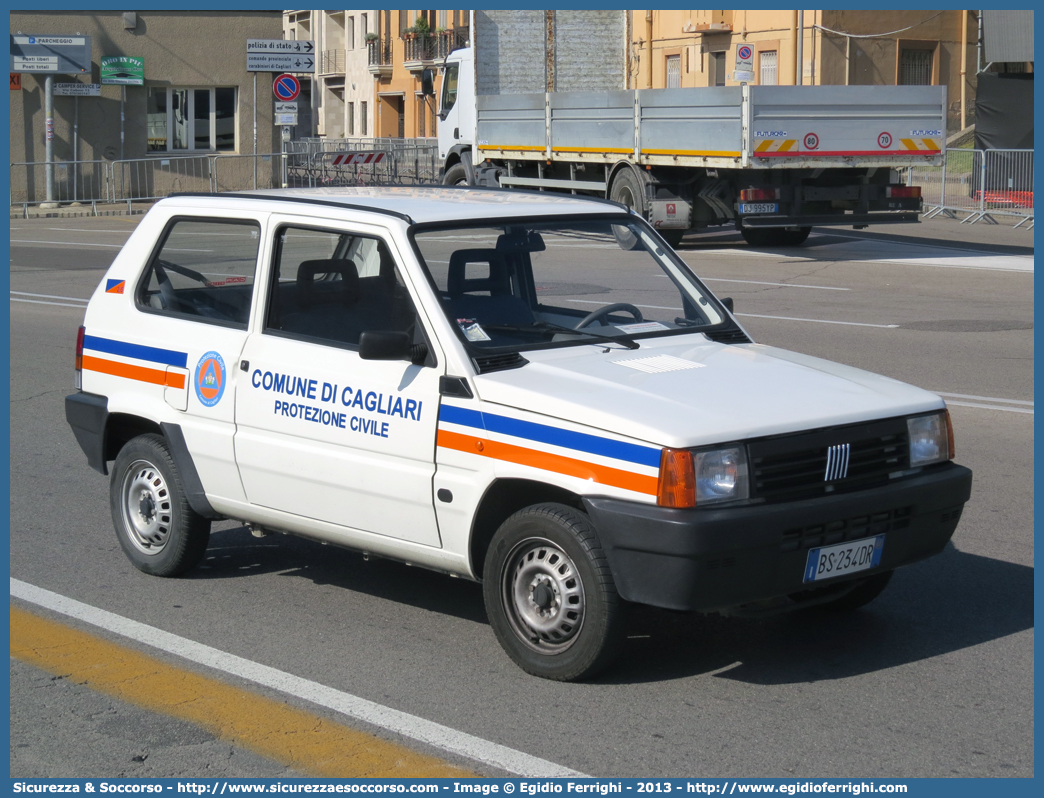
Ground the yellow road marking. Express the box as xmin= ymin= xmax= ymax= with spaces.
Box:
xmin=10 ymin=606 xmax=474 ymax=778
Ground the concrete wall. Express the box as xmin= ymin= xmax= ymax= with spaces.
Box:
xmin=10 ymin=10 xmax=282 ymax=172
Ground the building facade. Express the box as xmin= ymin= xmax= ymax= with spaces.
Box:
xmin=11 ymin=10 xmax=282 ymax=166
xmin=630 ymin=10 xmax=980 ymax=134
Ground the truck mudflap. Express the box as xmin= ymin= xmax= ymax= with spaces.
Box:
xmin=742 ymin=212 xmax=920 ymax=229
xmin=582 ymin=463 xmax=972 ymax=613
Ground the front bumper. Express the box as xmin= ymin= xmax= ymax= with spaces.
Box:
xmin=583 ymin=463 xmax=972 ymax=613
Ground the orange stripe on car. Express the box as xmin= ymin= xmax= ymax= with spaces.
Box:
xmin=82 ymin=355 xmax=185 ymax=388
xmin=437 ymin=428 xmax=658 ymax=496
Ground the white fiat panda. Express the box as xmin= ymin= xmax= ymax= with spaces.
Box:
xmin=67 ymin=187 xmax=972 ymax=680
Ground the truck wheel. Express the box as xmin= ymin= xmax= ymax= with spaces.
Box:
xmin=609 ymin=169 xmax=646 ymax=250
xmin=483 ymin=503 xmax=625 ymax=681
xmin=660 ymin=229 xmax=685 ymax=248
xmin=741 ymin=226 xmax=811 ymax=247
xmin=443 ymin=163 xmax=469 ymax=186
xmin=109 ymin=434 xmax=211 ymax=577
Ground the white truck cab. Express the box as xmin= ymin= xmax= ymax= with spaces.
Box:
xmin=67 ymin=187 xmax=971 ymax=680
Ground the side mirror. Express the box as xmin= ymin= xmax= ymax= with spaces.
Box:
xmin=421 ymin=68 xmax=435 ymax=97
xmin=721 ymin=297 xmax=735 ymax=313
xmin=359 ymin=331 xmax=429 ymax=365
xmin=359 ymin=331 xmax=411 ymax=361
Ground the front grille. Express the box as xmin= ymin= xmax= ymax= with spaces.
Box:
xmin=781 ymin=506 xmax=912 ymax=552
xmin=749 ymin=417 xmax=909 ymax=503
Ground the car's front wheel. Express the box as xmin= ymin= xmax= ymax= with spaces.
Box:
xmin=483 ymin=503 xmax=625 ymax=681
xmin=109 ymin=434 xmax=211 ymax=577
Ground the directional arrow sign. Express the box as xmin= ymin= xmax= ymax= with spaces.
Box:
xmin=247 ymin=53 xmax=315 ymax=73
xmin=247 ymin=39 xmax=315 ymax=54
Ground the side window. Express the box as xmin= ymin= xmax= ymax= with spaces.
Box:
xmin=137 ymin=218 xmax=260 ymax=327
xmin=265 ymin=225 xmax=421 ymax=348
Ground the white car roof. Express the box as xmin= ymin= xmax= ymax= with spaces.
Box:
xmin=160 ymin=186 xmax=626 ymax=225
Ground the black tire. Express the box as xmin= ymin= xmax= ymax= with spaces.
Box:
xmin=483 ymin=503 xmax=625 ymax=681
xmin=740 ymin=226 xmax=812 ymax=247
xmin=659 ymin=229 xmax=685 ymax=248
xmin=814 ymin=570 xmax=894 ymax=613
xmin=109 ymin=433 xmax=211 ymax=577
xmin=609 ymin=169 xmax=646 ymax=250
xmin=442 ymin=162 xmax=469 ymax=186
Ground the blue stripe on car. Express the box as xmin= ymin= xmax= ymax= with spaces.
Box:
xmin=439 ymin=404 xmax=661 ymax=468
xmin=82 ymin=335 xmax=188 ymax=369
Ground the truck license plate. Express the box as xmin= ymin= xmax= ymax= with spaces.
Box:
xmin=803 ymin=535 xmax=884 ymax=583
xmin=740 ymin=203 xmax=778 ymax=214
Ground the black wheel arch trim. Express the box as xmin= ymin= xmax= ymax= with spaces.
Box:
xmin=159 ymin=422 xmax=222 ymax=520
xmin=65 ymin=392 xmax=109 ymax=475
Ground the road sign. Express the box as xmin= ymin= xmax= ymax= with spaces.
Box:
xmin=10 ymin=73 xmax=21 ymax=90
xmin=274 ymin=102 xmax=297 ymax=114
xmin=735 ymin=44 xmax=754 ymax=83
xmin=275 ymin=113 xmax=298 ymax=126
xmin=248 ymin=39 xmax=314 ymax=54
xmin=273 ymin=74 xmax=301 ymax=102
xmin=54 ymin=82 xmax=101 ymax=96
xmin=248 ymin=53 xmax=315 ymax=73
xmin=101 ymin=56 xmax=144 ymax=85
xmin=10 ymin=34 xmax=91 ymax=74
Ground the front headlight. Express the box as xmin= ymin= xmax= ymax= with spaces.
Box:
xmin=657 ymin=445 xmax=750 ymax=507
xmin=694 ymin=447 xmax=749 ymax=505
xmin=907 ymin=410 xmax=953 ymax=467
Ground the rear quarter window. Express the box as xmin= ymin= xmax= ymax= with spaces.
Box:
xmin=136 ymin=218 xmax=261 ymax=328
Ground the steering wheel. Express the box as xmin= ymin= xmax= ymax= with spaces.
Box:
xmin=575 ymin=303 xmax=644 ymax=330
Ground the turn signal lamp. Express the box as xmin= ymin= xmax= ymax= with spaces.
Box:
xmin=657 ymin=448 xmax=696 ymax=508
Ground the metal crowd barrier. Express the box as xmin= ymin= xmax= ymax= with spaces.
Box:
xmin=911 ymin=148 xmax=1034 ymax=228
xmin=10 ymin=159 xmax=111 ymax=211
xmin=110 ymin=155 xmax=214 ymax=210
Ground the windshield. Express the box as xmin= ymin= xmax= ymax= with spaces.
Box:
xmin=412 ymin=217 xmax=727 ymax=353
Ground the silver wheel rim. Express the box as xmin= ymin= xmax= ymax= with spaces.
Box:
xmin=120 ymin=459 xmax=172 ymax=556
xmin=502 ymin=537 xmax=586 ymax=653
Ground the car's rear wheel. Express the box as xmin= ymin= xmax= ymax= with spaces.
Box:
xmin=109 ymin=434 xmax=210 ymax=577
xmin=483 ymin=503 xmax=625 ymax=681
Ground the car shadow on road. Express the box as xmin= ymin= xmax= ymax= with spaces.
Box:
xmin=194 ymin=523 xmax=489 ymax=625
xmin=193 ymin=531 xmax=1030 ymax=685
xmin=601 ymin=542 xmax=1033 ymax=685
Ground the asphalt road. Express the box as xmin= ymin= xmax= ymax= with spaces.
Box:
xmin=9 ymin=214 xmax=1034 ymax=778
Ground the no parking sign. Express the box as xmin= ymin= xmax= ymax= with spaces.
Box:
xmin=735 ymin=45 xmax=754 ymax=82
xmin=273 ymin=73 xmax=301 ymax=102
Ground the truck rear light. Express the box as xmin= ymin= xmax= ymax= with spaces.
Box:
xmin=657 ymin=448 xmax=696 ymax=508
xmin=75 ymin=325 xmax=85 ymax=389
xmin=740 ymin=188 xmax=780 ymax=202
xmin=886 ymin=185 xmax=921 ymax=199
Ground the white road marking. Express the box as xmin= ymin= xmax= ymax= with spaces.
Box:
xmin=567 ymin=299 xmax=895 ymax=327
xmin=11 ymin=291 xmax=89 ymax=303
xmin=736 ymin=312 xmax=899 ymax=328
xmin=11 ymin=298 xmax=90 ymax=309
xmin=10 ymin=579 xmax=587 ymax=778
xmin=11 ymin=239 xmax=211 ymax=252
xmin=944 ymin=401 xmax=1033 ymax=415
xmin=701 ymin=277 xmax=850 ymax=291
xmin=12 ymin=239 xmax=125 ymax=249
xmin=934 ymin=391 xmax=1033 ymax=407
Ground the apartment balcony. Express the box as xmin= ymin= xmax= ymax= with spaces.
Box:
xmin=321 ymin=49 xmax=345 ymax=75
xmin=367 ymin=38 xmax=393 ymax=77
xmin=403 ymin=35 xmax=436 ymax=72
xmin=435 ymin=27 xmax=469 ymax=60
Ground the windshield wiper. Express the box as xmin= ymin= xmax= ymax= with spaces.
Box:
xmin=483 ymin=322 xmax=640 ymax=350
